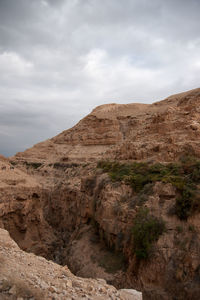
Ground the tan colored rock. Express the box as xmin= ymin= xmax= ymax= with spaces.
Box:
xmin=0 ymin=156 xmax=56 ymax=259
xmin=0 ymin=157 xmax=38 ymax=188
xmin=0 ymin=228 xmax=141 ymax=300
xmin=13 ymin=88 xmax=200 ymax=163
xmin=119 ymin=289 xmax=142 ymax=300
xmin=1 ymin=88 xmax=200 ymax=300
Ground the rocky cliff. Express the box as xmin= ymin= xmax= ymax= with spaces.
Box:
xmin=14 ymin=88 xmax=200 ymax=163
xmin=1 ymin=88 xmax=200 ymax=300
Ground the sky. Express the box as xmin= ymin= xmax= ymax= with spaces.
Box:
xmin=0 ymin=0 xmax=200 ymax=156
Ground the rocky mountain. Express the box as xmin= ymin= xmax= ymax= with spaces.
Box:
xmin=14 ymin=88 xmax=200 ymax=163
xmin=1 ymin=88 xmax=200 ymax=300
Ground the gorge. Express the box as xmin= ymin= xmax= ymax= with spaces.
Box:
xmin=1 ymin=88 xmax=200 ymax=299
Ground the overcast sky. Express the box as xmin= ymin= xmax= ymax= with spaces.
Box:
xmin=0 ymin=0 xmax=200 ymax=156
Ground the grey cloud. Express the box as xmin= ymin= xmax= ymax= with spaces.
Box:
xmin=0 ymin=0 xmax=200 ymax=156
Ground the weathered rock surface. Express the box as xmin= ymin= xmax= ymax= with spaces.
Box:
xmin=13 ymin=88 xmax=200 ymax=163
xmin=64 ymin=173 xmax=200 ymax=299
xmin=0 ymin=156 xmax=56 ymax=258
xmin=0 ymin=228 xmax=142 ymax=300
xmin=1 ymin=88 xmax=200 ymax=300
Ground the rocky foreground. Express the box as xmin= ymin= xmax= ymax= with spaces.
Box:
xmin=0 ymin=88 xmax=200 ymax=299
xmin=0 ymin=228 xmax=142 ymax=300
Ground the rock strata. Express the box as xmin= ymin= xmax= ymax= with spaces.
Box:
xmin=13 ymin=88 xmax=200 ymax=163
xmin=1 ymin=88 xmax=200 ymax=300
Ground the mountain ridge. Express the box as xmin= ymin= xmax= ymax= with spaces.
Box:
xmin=13 ymin=87 xmax=200 ymax=163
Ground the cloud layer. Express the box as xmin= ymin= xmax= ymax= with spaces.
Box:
xmin=0 ymin=0 xmax=200 ymax=156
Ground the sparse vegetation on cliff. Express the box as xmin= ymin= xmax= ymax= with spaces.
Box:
xmin=24 ymin=162 xmax=43 ymax=169
xmin=97 ymin=157 xmax=200 ymax=220
xmin=91 ymin=252 xmax=126 ymax=274
xmin=132 ymin=208 xmax=165 ymax=259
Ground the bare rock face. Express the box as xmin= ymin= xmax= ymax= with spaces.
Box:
xmin=0 ymin=156 xmax=56 ymax=258
xmin=1 ymin=88 xmax=200 ymax=300
xmin=13 ymin=88 xmax=200 ymax=163
xmin=0 ymin=228 xmax=142 ymax=300
xmin=71 ymin=174 xmax=200 ymax=300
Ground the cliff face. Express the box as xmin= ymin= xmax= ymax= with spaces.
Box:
xmin=29 ymin=164 xmax=199 ymax=300
xmin=14 ymin=88 xmax=200 ymax=163
xmin=79 ymin=173 xmax=200 ymax=299
xmin=1 ymin=88 xmax=200 ymax=300
xmin=0 ymin=156 xmax=56 ymax=258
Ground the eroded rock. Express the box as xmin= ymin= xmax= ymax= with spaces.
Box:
xmin=0 ymin=228 xmax=143 ymax=300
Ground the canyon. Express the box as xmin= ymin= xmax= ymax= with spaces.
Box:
xmin=0 ymin=88 xmax=200 ymax=299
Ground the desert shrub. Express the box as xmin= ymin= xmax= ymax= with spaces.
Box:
xmin=190 ymin=161 xmax=200 ymax=182
xmin=98 ymin=160 xmax=182 ymax=192
xmin=25 ymin=162 xmax=42 ymax=169
xmin=188 ymin=224 xmax=195 ymax=232
xmin=97 ymin=252 xmax=126 ymax=273
xmin=180 ymin=154 xmax=197 ymax=165
xmin=97 ymin=159 xmax=200 ymax=220
xmin=176 ymin=225 xmax=183 ymax=233
xmin=132 ymin=208 xmax=165 ymax=259
xmin=175 ymin=187 xmax=195 ymax=220
xmin=174 ymin=159 xmax=200 ymax=220
xmin=53 ymin=162 xmax=79 ymax=169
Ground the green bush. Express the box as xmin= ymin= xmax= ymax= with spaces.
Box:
xmin=97 ymin=160 xmax=183 ymax=192
xmin=132 ymin=208 xmax=165 ymax=259
xmin=97 ymin=159 xmax=200 ymax=220
xmin=176 ymin=225 xmax=183 ymax=233
xmin=175 ymin=187 xmax=194 ymax=220
xmin=91 ymin=251 xmax=126 ymax=273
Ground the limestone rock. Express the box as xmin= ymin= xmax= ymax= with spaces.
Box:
xmin=13 ymin=88 xmax=200 ymax=163
xmin=119 ymin=289 xmax=143 ymax=300
xmin=1 ymin=88 xmax=200 ymax=300
xmin=0 ymin=228 xmax=141 ymax=300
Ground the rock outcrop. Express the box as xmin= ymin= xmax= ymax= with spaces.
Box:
xmin=0 ymin=228 xmax=142 ymax=300
xmin=0 ymin=156 xmax=56 ymax=258
xmin=1 ymin=88 xmax=200 ymax=300
xmin=13 ymin=88 xmax=200 ymax=163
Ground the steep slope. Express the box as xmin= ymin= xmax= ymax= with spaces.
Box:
xmin=0 ymin=155 xmax=56 ymax=258
xmin=1 ymin=88 xmax=200 ymax=300
xmin=13 ymin=88 xmax=200 ymax=163
xmin=0 ymin=228 xmax=142 ymax=300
